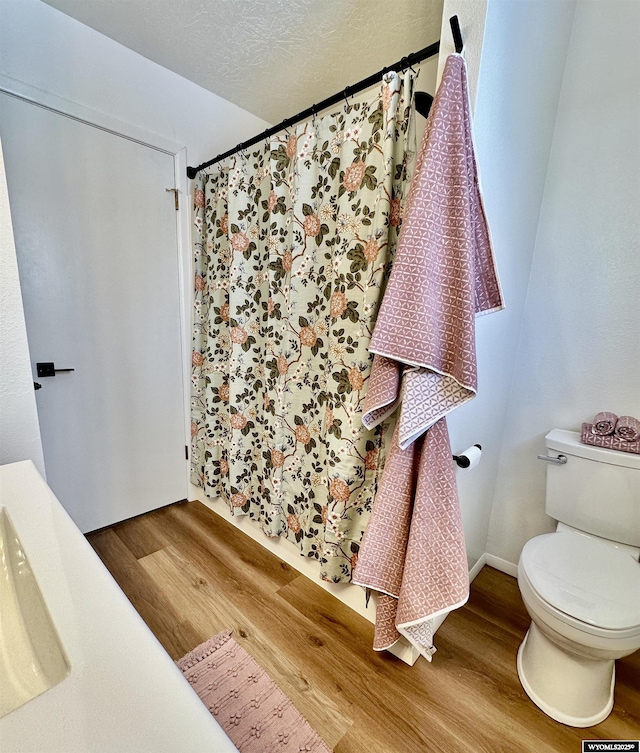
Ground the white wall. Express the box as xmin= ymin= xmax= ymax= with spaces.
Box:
xmin=488 ymin=0 xmax=640 ymax=565
xmin=0 ymin=138 xmax=45 ymax=475
xmin=441 ymin=0 xmax=576 ymax=568
xmin=0 ymin=0 xmax=270 ymax=168
xmin=0 ymin=0 xmax=268 ymax=477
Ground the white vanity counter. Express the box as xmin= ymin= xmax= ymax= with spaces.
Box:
xmin=0 ymin=460 xmax=238 ymax=753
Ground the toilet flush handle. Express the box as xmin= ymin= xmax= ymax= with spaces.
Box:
xmin=537 ymin=454 xmax=568 ymax=465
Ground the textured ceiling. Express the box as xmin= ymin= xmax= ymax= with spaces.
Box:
xmin=42 ymin=0 xmax=444 ymax=124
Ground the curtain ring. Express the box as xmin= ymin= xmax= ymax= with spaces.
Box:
xmin=311 ymin=104 xmax=318 ymax=128
xmin=343 ymin=86 xmax=352 ymax=108
xmin=398 ymin=57 xmax=416 ymax=75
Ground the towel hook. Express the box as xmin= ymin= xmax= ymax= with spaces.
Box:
xmin=450 ymin=15 xmax=464 ymax=54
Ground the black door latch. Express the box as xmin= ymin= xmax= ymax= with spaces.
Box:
xmin=36 ymin=362 xmax=75 ymax=378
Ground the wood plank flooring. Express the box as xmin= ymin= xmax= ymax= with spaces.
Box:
xmin=87 ymin=500 xmax=640 ymax=752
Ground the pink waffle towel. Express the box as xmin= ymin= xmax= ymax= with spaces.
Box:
xmin=591 ymin=411 xmax=618 ymax=436
xmin=353 ymin=54 xmax=504 ymax=661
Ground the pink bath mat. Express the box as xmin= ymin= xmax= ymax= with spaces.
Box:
xmin=177 ymin=630 xmax=331 ymax=753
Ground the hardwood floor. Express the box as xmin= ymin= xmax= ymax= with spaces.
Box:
xmin=87 ymin=500 xmax=640 ymax=753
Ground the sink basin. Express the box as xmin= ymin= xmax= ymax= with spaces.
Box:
xmin=0 ymin=506 xmax=70 ymax=718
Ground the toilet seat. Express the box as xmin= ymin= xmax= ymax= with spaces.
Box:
xmin=520 ymin=532 xmax=640 ymax=636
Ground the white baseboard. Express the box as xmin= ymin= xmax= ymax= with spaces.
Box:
xmin=484 ymin=553 xmax=519 ymax=578
xmin=469 ymin=553 xmax=487 ymax=582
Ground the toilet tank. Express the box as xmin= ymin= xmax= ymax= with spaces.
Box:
xmin=545 ymin=429 xmax=640 ymax=547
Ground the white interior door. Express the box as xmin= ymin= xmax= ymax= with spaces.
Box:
xmin=0 ymin=92 xmax=187 ymax=532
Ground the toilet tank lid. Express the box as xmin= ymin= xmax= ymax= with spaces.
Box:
xmin=522 ymin=532 xmax=640 ymax=631
xmin=546 ymin=429 xmax=640 ymax=470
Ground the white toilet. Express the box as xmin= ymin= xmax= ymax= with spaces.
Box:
xmin=517 ymin=428 xmax=640 ymax=727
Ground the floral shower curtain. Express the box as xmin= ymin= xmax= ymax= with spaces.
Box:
xmin=191 ymin=71 xmax=416 ymax=582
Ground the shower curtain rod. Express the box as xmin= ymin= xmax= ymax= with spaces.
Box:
xmin=187 ymin=15 xmax=464 ymax=178
xmin=186 ymin=39 xmax=442 ymax=179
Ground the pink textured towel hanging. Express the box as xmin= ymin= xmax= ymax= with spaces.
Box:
xmin=353 ymin=53 xmax=504 ymax=660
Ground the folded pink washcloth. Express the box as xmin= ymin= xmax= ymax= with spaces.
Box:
xmin=614 ymin=415 xmax=640 ymax=442
xmin=582 ymin=423 xmax=640 ymax=455
xmin=591 ymin=411 xmax=618 ymax=436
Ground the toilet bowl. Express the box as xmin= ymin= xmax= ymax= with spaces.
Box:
xmin=517 ymin=428 xmax=640 ymax=725
xmin=517 ymin=530 xmax=640 ymax=727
